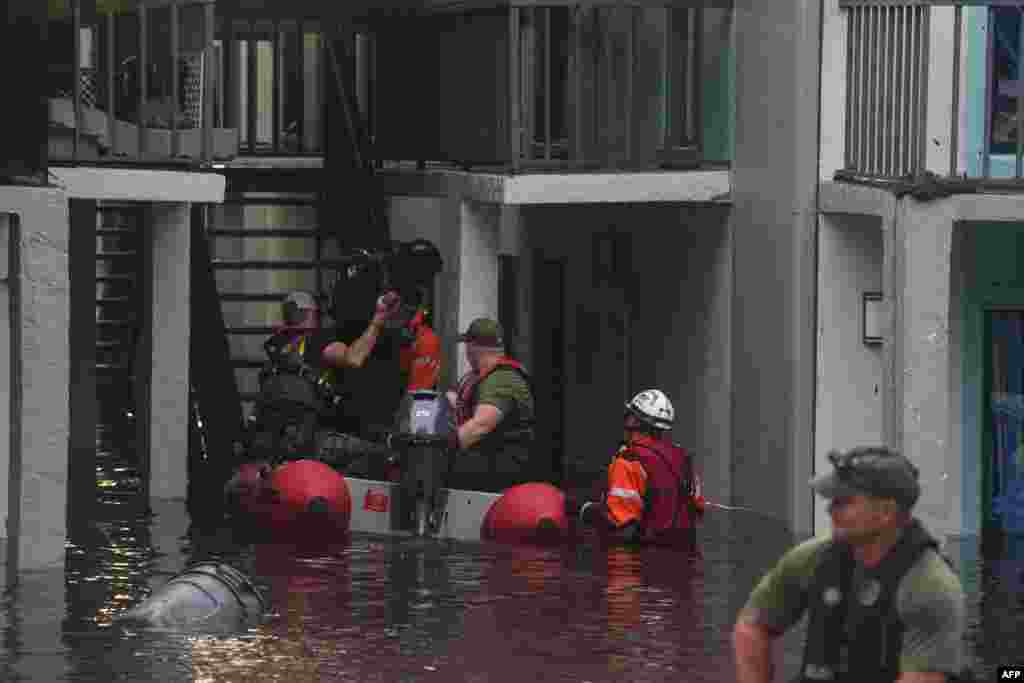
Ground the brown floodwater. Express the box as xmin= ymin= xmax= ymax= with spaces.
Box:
xmin=0 ymin=493 xmax=1017 ymax=682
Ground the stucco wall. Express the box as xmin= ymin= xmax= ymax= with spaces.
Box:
xmin=0 ymin=187 xmax=70 ymax=571
xmin=524 ymin=204 xmax=732 ymax=505
xmin=814 ymin=213 xmax=884 ymax=534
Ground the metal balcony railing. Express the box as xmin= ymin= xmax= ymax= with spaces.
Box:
xmin=363 ymin=1 xmax=729 ymax=173
xmin=214 ymin=17 xmax=327 ymax=156
xmin=839 ymin=0 xmax=1024 ymax=189
xmin=48 ymin=0 xmax=237 ymax=165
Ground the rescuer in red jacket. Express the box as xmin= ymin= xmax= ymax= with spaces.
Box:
xmin=573 ymin=389 xmax=705 ymax=551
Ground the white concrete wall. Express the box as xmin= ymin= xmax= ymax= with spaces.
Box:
xmin=149 ymin=203 xmax=191 ymax=500
xmin=0 ymin=187 xmax=70 ymax=571
xmin=814 ymin=213 xmax=884 ymax=535
xmin=925 ymin=7 xmax=962 ymax=177
xmin=819 ymin=0 xmax=847 ymax=181
xmin=454 ymin=201 xmax=501 ymax=380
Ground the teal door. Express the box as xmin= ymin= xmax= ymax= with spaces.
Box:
xmin=985 ymin=310 xmax=1024 ymax=533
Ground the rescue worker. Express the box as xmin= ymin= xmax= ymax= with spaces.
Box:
xmin=445 ymin=318 xmax=536 ymax=492
xmin=248 ymin=291 xmax=337 ymax=462
xmin=732 ymin=446 xmax=968 ymax=683
xmin=571 ymin=389 xmax=705 ymax=551
xmin=397 ymin=288 xmax=442 ymax=392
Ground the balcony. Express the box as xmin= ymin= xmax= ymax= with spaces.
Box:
xmin=47 ymin=0 xmax=239 ymax=166
xmin=356 ymin=0 xmax=734 ymax=173
xmin=837 ymin=0 xmax=1024 ymax=191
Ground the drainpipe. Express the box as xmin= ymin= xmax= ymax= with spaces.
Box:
xmin=4 ymin=215 xmax=23 ymax=583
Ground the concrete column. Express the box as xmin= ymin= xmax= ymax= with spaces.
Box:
xmin=454 ymin=200 xmax=501 ymax=379
xmin=0 ymin=187 xmax=70 ymax=574
xmin=895 ymin=197 xmax=957 ymax=535
xmin=882 ymin=197 xmax=904 ymax=450
xmin=148 ymin=203 xmax=191 ymax=501
xmin=67 ymin=199 xmax=97 ymax=532
xmin=730 ymin=0 xmax=822 ymax=536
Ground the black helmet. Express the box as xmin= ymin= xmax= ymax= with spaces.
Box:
xmin=391 ymin=239 xmax=443 ymax=294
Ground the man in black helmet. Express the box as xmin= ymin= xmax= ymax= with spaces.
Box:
xmin=732 ymin=446 xmax=967 ymax=683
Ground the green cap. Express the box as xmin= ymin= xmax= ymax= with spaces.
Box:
xmin=810 ymin=446 xmax=921 ymax=510
xmin=456 ymin=318 xmax=504 ymax=347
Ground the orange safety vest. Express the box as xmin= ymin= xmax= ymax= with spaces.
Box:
xmin=398 ymin=311 xmax=441 ymax=391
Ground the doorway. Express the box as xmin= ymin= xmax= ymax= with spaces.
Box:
xmin=533 ymin=256 xmax=567 ymax=485
xmin=984 ymin=309 xmax=1024 ymax=533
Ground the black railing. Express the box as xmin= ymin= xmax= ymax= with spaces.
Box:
xmin=364 ymin=2 xmax=725 ymax=173
xmin=48 ymin=0 xmax=234 ymax=165
xmin=215 ymin=17 xmax=328 ymax=156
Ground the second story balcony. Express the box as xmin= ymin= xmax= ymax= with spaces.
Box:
xmin=833 ymin=0 xmax=1024 ymax=191
xmin=352 ymin=0 xmax=735 ymax=173
xmin=47 ymin=0 xmax=239 ymax=166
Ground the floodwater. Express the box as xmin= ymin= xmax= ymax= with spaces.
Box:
xmin=0 ymin=495 xmax=1020 ymax=682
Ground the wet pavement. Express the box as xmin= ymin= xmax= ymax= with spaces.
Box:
xmin=0 ymin=495 xmax=1018 ymax=682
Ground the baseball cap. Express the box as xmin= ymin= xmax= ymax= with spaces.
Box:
xmin=810 ymin=446 xmax=921 ymax=510
xmin=456 ymin=318 xmax=504 ymax=347
xmin=284 ymin=291 xmax=317 ymax=310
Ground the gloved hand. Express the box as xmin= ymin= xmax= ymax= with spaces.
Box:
xmin=372 ymin=291 xmax=402 ymax=325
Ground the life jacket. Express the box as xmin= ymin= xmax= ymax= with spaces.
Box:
xmin=455 ymin=358 xmax=536 ymax=447
xmin=627 ymin=439 xmax=698 ymax=548
xmin=399 ymin=311 xmax=441 ymax=391
xmin=798 ymin=519 xmax=944 ymax=683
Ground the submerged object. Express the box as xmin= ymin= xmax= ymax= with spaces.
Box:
xmin=116 ymin=562 xmax=266 ymax=630
xmin=263 ymin=459 xmax=352 ymax=535
xmin=224 ymin=461 xmax=273 ymax=515
xmin=482 ymin=482 xmax=569 ymax=545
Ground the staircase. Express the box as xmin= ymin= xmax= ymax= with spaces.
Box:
xmin=94 ymin=203 xmax=145 ymax=505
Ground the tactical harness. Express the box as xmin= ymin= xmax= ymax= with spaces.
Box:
xmin=799 ymin=519 xmax=945 ymax=682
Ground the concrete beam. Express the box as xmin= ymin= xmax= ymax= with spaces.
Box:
xmin=50 ymin=167 xmax=226 ymax=204
xmin=0 ymin=186 xmax=70 ymax=574
xmin=819 ymin=181 xmax=894 ymax=219
xmin=377 ymin=169 xmax=732 ymax=206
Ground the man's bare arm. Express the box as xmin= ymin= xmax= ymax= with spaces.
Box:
xmin=457 ymin=404 xmax=502 ymax=450
xmin=733 ymin=618 xmax=778 ymax=683
xmin=895 ymin=673 xmax=946 ymax=683
xmin=322 ymin=321 xmax=383 ymax=369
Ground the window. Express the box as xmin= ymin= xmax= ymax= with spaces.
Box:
xmin=990 ymin=7 xmax=1023 ymax=155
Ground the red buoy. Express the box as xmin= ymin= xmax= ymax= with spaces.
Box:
xmin=262 ymin=460 xmax=352 ymax=537
xmin=482 ymin=482 xmax=569 ymax=545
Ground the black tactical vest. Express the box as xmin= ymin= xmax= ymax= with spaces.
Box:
xmin=798 ymin=519 xmax=941 ymax=683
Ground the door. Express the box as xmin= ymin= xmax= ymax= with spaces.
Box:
xmin=985 ymin=309 xmax=1024 ymax=533
xmin=533 ymin=256 xmax=567 ymax=484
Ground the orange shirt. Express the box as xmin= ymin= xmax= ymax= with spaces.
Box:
xmin=604 ymin=446 xmax=648 ymax=527
xmin=399 ymin=323 xmax=442 ymax=391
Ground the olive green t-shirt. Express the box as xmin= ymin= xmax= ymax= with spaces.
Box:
xmin=738 ymin=534 xmax=966 ymax=675
xmin=475 ymin=366 xmax=534 ymax=425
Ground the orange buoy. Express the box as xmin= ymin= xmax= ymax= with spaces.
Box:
xmin=482 ymin=482 xmax=569 ymax=545
xmin=263 ymin=459 xmax=352 ymax=536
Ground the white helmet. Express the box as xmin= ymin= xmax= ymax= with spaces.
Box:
xmin=624 ymin=389 xmax=674 ymax=431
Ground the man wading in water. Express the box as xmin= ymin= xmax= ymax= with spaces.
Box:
xmin=732 ymin=446 xmax=968 ymax=683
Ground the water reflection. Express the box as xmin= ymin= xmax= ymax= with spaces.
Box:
xmin=3 ymin=498 xmax=1024 ymax=681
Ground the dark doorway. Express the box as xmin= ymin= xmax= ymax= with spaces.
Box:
xmin=532 ymin=255 xmax=567 ymax=485
xmin=984 ymin=309 xmax=1024 ymax=535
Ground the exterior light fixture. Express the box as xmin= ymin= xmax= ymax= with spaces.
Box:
xmin=862 ymin=291 xmax=885 ymax=345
